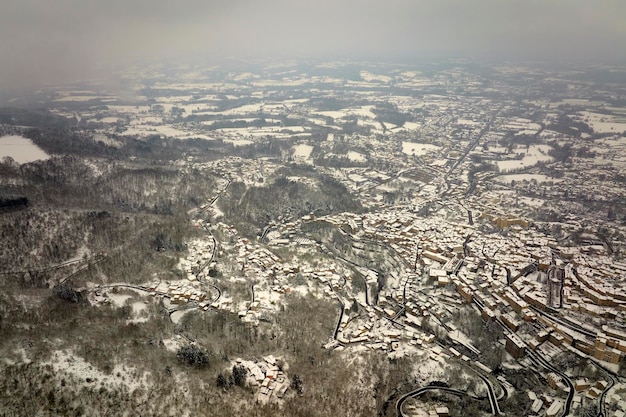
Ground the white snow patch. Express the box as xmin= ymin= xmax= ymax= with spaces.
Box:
xmin=108 ymin=293 xmax=132 ymax=308
xmin=402 ymin=142 xmax=441 ymax=156
xmin=496 ymin=174 xmax=562 ymax=184
xmin=43 ymin=350 xmax=149 ymax=392
xmin=496 ymin=144 xmax=553 ymax=172
xmin=574 ymin=111 xmax=626 ymax=134
xmin=347 ymin=151 xmax=366 ymax=162
xmin=293 ymin=144 xmax=313 ymax=159
xmin=223 ymin=139 xmax=253 ymax=147
xmin=360 ymin=71 xmax=393 ymax=83
xmin=0 ymin=135 xmax=50 ymax=164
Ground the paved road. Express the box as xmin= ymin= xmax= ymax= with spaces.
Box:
xmin=593 ymin=364 xmax=617 ymax=417
xmin=447 ymin=107 xmax=501 ymax=176
xmin=527 ymin=305 xmax=597 ymax=339
xmin=332 ymin=294 xmax=345 ymax=341
xmin=0 ymin=253 xmax=102 ymax=276
xmin=199 ymin=178 xmax=231 ymax=212
xmin=527 ymin=350 xmax=575 ymax=417
xmin=59 ymin=254 xmax=107 ymax=284
xmin=477 ymin=373 xmax=501 ymax=415
xmin=396 ymin=385 xmax=484 ymax=417
xmin=321 ymin=241 xmax=378 ymax=306
xmin=471 ymin=295 xmax=574 ymax=416
xmin=597 ymin=374 xmax=615 ymax=417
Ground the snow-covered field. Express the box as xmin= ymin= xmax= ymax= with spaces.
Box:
xmin=496 ymin=144 xmax=553 ymax=172
xmin=360 ymin=70 xmax=393 ymax=83
xmin=398 ymin=121 xmax=421 ymax=130
xmin=53 ymin=94 xmax=116 ymax=102
xmin=0 ymin=135 xmax=50 ymax=164
xmin=402 ymin=142 xmax=441 ymax=156
xmin=315 ymin=105 xmax=378 ymax=121
xmin=574 ymin=111 xmax=626 ymax=134
xmin=495 ymin=173 xmax=562 ymax=184
xmin=347 ymin=151 xmax=366 ymax=162
xmin=517 ymin=196 xmax=545 ymax=208
xmin=42 ymin=350 xmax=149 ymax=392
xmin=293 ymin=144 xmax=313 ymax=159
xmin=223 ymin=139 xmax=254 ymax=147
xmin=456 ymin=119 xmax=481 ymax=126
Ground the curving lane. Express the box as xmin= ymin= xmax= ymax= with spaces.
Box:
xmin=477 ymin=373 xmax=501 ymax=415
xmin=396 ymin=385 xmax=485 ymax=417
xmin=527 ymin=350 xmax=575 ymax=417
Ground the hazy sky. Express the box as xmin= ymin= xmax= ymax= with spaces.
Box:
xmin=1 ymin=0 xmax=625 ymax=88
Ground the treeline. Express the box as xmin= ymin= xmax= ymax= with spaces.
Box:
xmin=3 ymin=112 xmax=303 ymax=164
xmin=313 ymin=155 xmax=368 ymax=168
xmin=24 ymin=127 xmax=230 ymax=161
xmin=546 ymin=114 xmax=593 ymax=137
xmin=219 ymin=165 xmax=362 ymax=237
xmin=3 ymin=154 xmax=219 ymax=214
xmin=0 ymin=152 xmax=211 ymax=279
xmin=204 ymin=118 xmax=280 ymax=130
xmin=371 ymin=103 xmax=411 ymax=128
xmin=0 ymin=209 xmax=90 ymax=274
xmin=0 ymin=108 xmax=72 ymax=129
xmin=0 ymin=196 xmax=29 ymax=211
xmin=0 ymin=117 xmax=222 ymax=282
xmin=303 ymin=221 xmax=404 ymax=280
xmin=228 ymin=136 xmax=294 ymax=160
xmin=0 ymin=289 xmax=415 ymax=417
xmin=0 ymin=206 xmax=190 ymax=284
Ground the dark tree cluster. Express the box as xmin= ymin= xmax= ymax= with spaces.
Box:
xmin=291 ymin=373 xmax=304 ymax=395
xmin=0 ymin=196 xmax=29 ymax=211
xmin=214 ymin=364 xmax=248 ymax=388
xmin=371 ymin=103 xmax=411 ymax=128
xmin=219 ymin=167 xmax=362 ymax=237
xmin=53 ymin=283 xmax=82 ymax=303
xmin=232 ymin=364 xmax=248 ymax=386
xmin=176 ymin=344 xmax=210 ymax=368
xmin=546 ymin=114 xmax=593 ymax=137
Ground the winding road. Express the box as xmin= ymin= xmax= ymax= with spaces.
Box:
xmin=396 ymin=385 xmax=485 ymax=417
xmin=332 ymin=290 xmax=345 ymax=341
xmin=592 ymin=362 xmax=618 ymax=417
xmin=526 ymin=350 xmax=575 ymax=417
xmin=477 ymin=373 xmax=501 ymax=415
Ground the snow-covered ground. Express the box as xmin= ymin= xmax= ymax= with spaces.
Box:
xmin=223 ymin=138 xmax=254 ymax=147
xmin=0 ymin=135 xmax=50 ymax=164
xmin=495 ymin=173 xmax=562 ymax=184
xmin=347 ymin=151 xmax=366 ymax=162
xmin=42 ymin=349 xmax=149 ymax=392
xmin=402 ymin=142 xmax=441 ymax=156
xmin=574 ymin=111 xmax=626 ymax=134
xmin=360 ymin=70 xmax=393 ymax=83
xmin=496 ymin=144 xmax=553 ymax=172
xmin=293 ymin=144 xmax=313 ymax=159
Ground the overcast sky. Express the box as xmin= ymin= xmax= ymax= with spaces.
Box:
xmin=1 ymin=0 xmax=625 ymax=88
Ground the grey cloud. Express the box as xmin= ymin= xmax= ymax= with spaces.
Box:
xmin=1 ymin=0 xmax=625 ymax=89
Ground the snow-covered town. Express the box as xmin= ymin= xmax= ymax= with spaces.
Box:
xmin=2 ymin=60 xmax=626 ymax=416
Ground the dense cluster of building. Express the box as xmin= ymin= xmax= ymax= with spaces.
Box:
xmin=52 ymin=62 xmax=626 ymax=413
